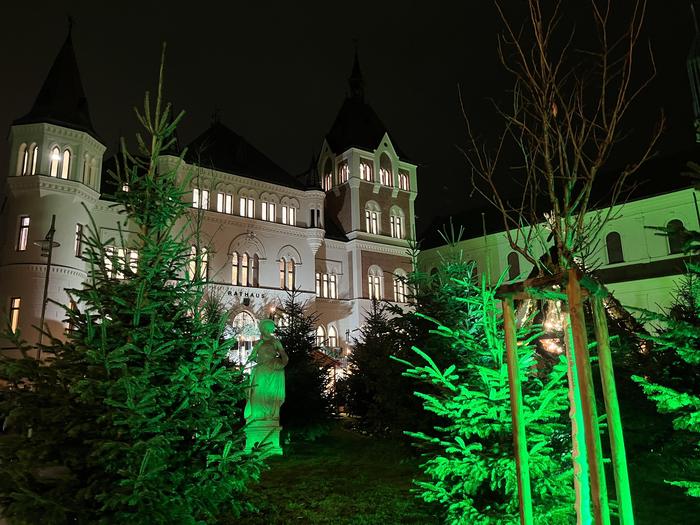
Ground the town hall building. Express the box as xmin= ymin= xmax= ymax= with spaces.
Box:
xmin=0 ymin=29 xmax=417 ymax=363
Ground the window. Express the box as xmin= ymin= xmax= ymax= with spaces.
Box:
xmin=398 ymin=169 xmax=410 ymax=190
xmin=328 ymin=325 xmax=338 ymax=348
xmin=16 ymin=144 xmax=27 ymax=176
xmin=217 ymin=192 xmax=233 ymax=214
xmin=278 ymin=258 xmax=295 ymax=289
xmin=667 ymin=219 xmax=686 ymax=255
xmin=192 ymin=188 xmax=209 ymax=209
xmin=365 ymin=202 xmax=380 ymax=234
xmin=329 ymin=274 xmax=337 ymax=299
xmin=316 ymin=325 xmax=326 ymax=347
xmin=393 ymin=275 xmax=407 ymax=302
xmin=279 ymin=258 xmax=286 ymax=288
xmin=239 ymin=196 xmax=254 ymax=218
xmin=9 ymin=297 xmax=21 ymax=333
xmin=74 ymin=224 xmax=83 ymax=256
xmin=262 ymin=201 xmax=276 ymax=222
xmin=368 ymin=266 xmax=382 ymax=300
xmin=282 ymin=205 xmax=296 ymax=225
xmin=251 ymin=254 xmax=259 ymax=286
xmin=232 ymin=252 xmax=239 ymax=285
xmin=310 ymin=207 xmax=321 ymax=227
xmin=338 ymin=161 xmax=349 ymax=183
xmin=188 ymin=245 xmax=207 ymax=280
xmin=31 ymin=145 xmax=38 ymax=175
xmin=390 ymin=208 xmax=405 ymax=239
xmin=49 ymin=147 xmax=61 ymax=177
xmin=241 ymin=253 xmax=249 ymax=286
xmin=61 ymin=149 xmax=71 ymax=179
xmin=315 ymin=272 xmax=338 ymax=298
xmin=66 ymin=299 xmax=77 ymax=331
xmin=315 ymin=272 xmax=321 ymax=296
xmin=17 ymin=216 xmax=30 ymax=251
xmin=379 ymin=153 xmax=392 ymax=186
xmin=322 ymin=159 xmax=333 ymax=191
xmin=360 ymin=160 xmax=373 ymax=181
xmin=507 ymin=252 xmax=521 ymax=280
xmin=605 ymin=232 xmax=624 ymax=264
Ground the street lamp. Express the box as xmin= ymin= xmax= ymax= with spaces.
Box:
xmin=33 ymin=214 xmax=60 ymax=359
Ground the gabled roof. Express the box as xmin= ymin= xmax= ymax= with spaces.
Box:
xmin=184 ymin=121 xmax=303 ymax=189
xmin=325 ymin=49 xmax=407 ymax=159
xmin=13 ymin=25 xmax=98 ymax=140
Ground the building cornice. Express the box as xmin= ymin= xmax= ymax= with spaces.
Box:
xmin=7 ymin=175 xmax=101 ymax=204
xmin=346 ymin=238 xmax=411 ymax=257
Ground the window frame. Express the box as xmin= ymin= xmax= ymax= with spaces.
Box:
xmin=17 ymin=216 xmax=30 ymax=251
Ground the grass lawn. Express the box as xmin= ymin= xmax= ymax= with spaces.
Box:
xmin=230 ymin=422 xmax=441 ymax=525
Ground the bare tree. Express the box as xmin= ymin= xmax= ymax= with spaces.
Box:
xmin=464 ymin=0 xmax=663 ymax=274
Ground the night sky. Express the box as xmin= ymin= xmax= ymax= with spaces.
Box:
xmin=1 ymin=1 xmax=697 ymax=238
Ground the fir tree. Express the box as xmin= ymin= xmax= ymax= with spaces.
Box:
xmin=633 ymin=259 xmax=700 ymax=498
xmin=396 ymin=272 xmax=573 ymax=524
xmin=276 ymin=290 xmax=333 ymax=437
xmin=0 ymin=51 xmax=261 ymax=524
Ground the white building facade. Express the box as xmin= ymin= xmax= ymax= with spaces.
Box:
xmin=0 ymin=31 xmax=417 ymax=360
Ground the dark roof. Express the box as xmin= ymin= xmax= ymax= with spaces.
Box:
xmin=325 ymin=51 xmax=408 ymax=159
xmin=184 ymin=121 xmax=302 ymax=189
xmin=13 ymin=26 xmax=99 ymax=140
xmin=296 ymin=154 xmax=322 ymax=190
xmin=419 ymin=147 xmax=700 ymax=249
xmin=323 ymin=215 xmax=349 ymax=242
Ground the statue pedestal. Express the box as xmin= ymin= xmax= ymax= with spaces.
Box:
xmin=244 ymin=419 xmax=283 ymax=456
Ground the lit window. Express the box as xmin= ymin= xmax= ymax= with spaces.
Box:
xmin=368 ymin=266 xmax=382 ymax=300
xmin=379 ymin=153 xmax=393 ymax=186
xmin=329 ymin=274 xmax=337 ymax=299
xmin=262 ymin=202 xmax=276 ymax=222
xmin=338 ymin=161 xmax=349 ymax=183
xmin=31 ymin=145 xmax=38 ymax=175
xmin=316 ymin=325 xmax=326 ymax=347
xmin=66 ymin=299 xmax=77 ymax=331
xmin=217 ymin=192 xmax=233 ymax=214
xmin=201 ymin=190 xmax=209 ymax=209
xmin=390 ymin=215 xmax=403 ymax=239
xmin=61 ymin=150 xmax=71 ymax=179
xmin=393 ymin=276 xmax=407 ymax=302
xmin=193 ymin=188 xmax=200 ymax=208
xmin=9 ymin=297 xmax=21 ymax=333
xmin=287 ymin=259 xmax=295 ymax=290
xmin=192 ymin=188 xmax=209 ymax=209
xmin=21 ymin=147 xmax=29 ymax=175
xmin=49 ymin=147 xmax=61 ymax=177
xmin=360 ymin=161 xmax=373 ymax=181
xmin=105 ymin=246 xmax=115 ymax=278
xmin=315 ymin=272 xmax=321 ymax=296
xmin=122 ymin=183 xmax=130 ymax=192
xmin=398 ymin=170 xmax=410 ymax=190
xmin=322 ymin=273 xmax=329 ymax=297
xmin=323 ymin=159 xmax=333 ymax=191
xmin=75 ymin=224 xmax=83 ymax=256
xmin=17 ymin=216 xmax=30 ymax=251
xmin=279 ymin=258 xmax=286 ymax=288
xmin=365 ymin=210 xmax=379 ymax=234
xmin=232 ymin=252 xmax=239 ymax=285
xmin=282 ymin=205 xmax=297 ymax=225
xmin=328 ymin=325 xmax=338 ymax=347
xmin=241 ymin=253 xmax=249 ymax=286
xmin=16 ymin=144 xmax=27 ymax=176
xmin=188 ymin=245 xmax=207 ymax=280
xmin=239 ymin=197 xmax=254 ymax=218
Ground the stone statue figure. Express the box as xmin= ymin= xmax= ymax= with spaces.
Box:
xmin=244 ymin=318 xmax=289 ymax=455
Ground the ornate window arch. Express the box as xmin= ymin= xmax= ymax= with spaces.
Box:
xmin=16 ymin=143 xmax=28 ymax=176
xmin=61 ymin=148 xmax=71 ymax=179
xmin=605 ymin=232 xmax=624 ymax=264
xmin=398 ymin=169 xmax=410 ymax=190
xmin=327 ymin=325 xmax=338 ymax=347
xmin=30 ymin=144 xmax=38 ymax=175
xmin=368 ymin=265 xmax=383 ymax=300
xmin=323 ymin=158 xmax=333 ymax=191
xmin=389 ymin=206 xmax=405 ymax=239
xmin=392 ymin=268 xmax=408 ymax=302
xmin=360 ymin=159 xmax=374 ymax=181
xmin=364 ymin=200 xmax=381 ymax=234
xmin=316 ymin=325 xmax=326 ymax=347
xmin=49 ymin=146 xmax=61 ymax=177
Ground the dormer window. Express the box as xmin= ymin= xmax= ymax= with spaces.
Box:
xmin=398 ymin=170 xmax=410 ymax=190
xmin=379 ymin=153 xmax=392 ymax=186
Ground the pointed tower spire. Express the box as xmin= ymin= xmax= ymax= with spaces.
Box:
xmin=348 ymin=39 xmax=364 ymax=100
xmin=13 ymin=19 xmax=98 ymax=138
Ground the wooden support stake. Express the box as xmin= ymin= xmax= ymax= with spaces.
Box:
xmin=566 ymin=269 xmax=611 ymax=525
xmin=592 ymin=296 xmax=635 ymax=525
xmin=502 ymin=297 xmax=533 ymax=525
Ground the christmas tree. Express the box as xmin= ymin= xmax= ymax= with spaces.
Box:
xmin=0 ymin=50 xmax=261 ymax=524
xmin=396 ymin=270 xmax=573 ymax=524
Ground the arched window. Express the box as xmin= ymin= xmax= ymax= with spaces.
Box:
xmin=360 ymin=160 xmax=373 ymax=181
xmin=507 ymin=252 xmax=521 ymax=280
xmin=667 ymin=219 xmax=686 ymax=255
xmin=49 ymin=147 xmax=61 ymax=177
xmin=279 ymin=258 xmax=286 ymax=288
xmin=328 ymin=325 xmax=338 ymax=347
xmin=605 ymin=232 xmax=624 ymax=264
xmin=393 ymin=269 xmax=408 ymax=302
xmin=390 ymin=206 xmax=405 ymax=239
xmin=316 ymin=325 xmax=326 ymax=347
xmin=230 ymin=311 xmax=259 ymax=365
xmin=241 ymin=253 xmax=249 ymax=286
xmin=16 ymin=143 xmax=28 ymax=176
xmin=232 ymin=252 xmax=239 ymax=284
xmin=323 ymin=159 xmax=333 ymax=191
xmin=379 ymin=153 xmax=392 ymax=186
xmin=251 ymin=254 xmax=259 ymax=286
xmin=398 ymin=169 xmax=410 ymax=190
xmin=365 ymin=201 xmax=380 ymax=234
xmin=61 ymin=149 xmax=71 ymax=179
xmin=29 ymin=145 xmax=38 ymax=174
xmin=338 ymin=160 xmax=349 ymax=183
xmin=368 ymin=265 xmax=383 ymax=300
xmin=287 ymin=259 xmax=295 ymax=290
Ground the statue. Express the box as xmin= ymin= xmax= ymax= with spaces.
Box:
xmin=244 ymin=318 xmax=289 ymax=455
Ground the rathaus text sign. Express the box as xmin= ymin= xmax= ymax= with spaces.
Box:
xmin=227 ymin=287 xmax=269 ymax=299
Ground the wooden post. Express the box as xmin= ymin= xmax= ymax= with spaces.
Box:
xmin=592 ymin=296 xmax=635 ymax=524
xmin=566 ymin=269 xmax=611 ymax=525
xmin=502 ymin=297 xmax=533 ymax=525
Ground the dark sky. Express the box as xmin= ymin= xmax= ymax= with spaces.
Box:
xmin=1 ymin=1 xmax=697 ymax=237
